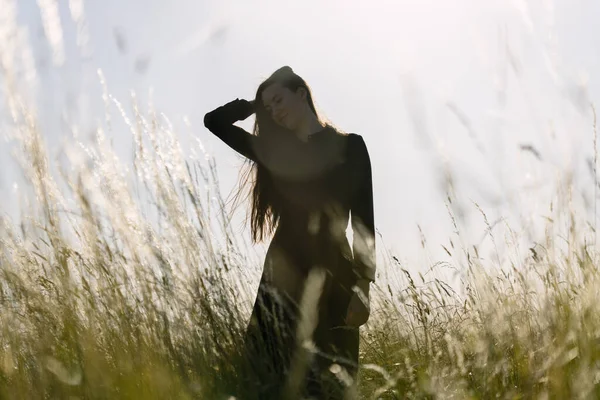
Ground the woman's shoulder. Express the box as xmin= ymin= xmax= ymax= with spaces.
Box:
xmin=328 ymin=127 xmax=363 ymax=141
xmin=345 ymin=132 xmax=363 ymax=142
xmin=325 ymin=125 xmax=362 ymax=142
xmin=342 ymin=133 xmax=371 ymax=171
xmin=321 ymin=126 xmax=369 ymax=162
xmin=342 ymin=132 xmax=368 ymax=153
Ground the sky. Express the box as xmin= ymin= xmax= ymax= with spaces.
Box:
xmin=1 ymin=0 xmax=600 ymax=285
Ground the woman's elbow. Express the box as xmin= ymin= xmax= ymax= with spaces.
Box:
xmin=203 ymin=112 xmax=213 ymax=130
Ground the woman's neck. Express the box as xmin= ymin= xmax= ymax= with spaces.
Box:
xmin=294 ymin=112 xmax=326 ymax=142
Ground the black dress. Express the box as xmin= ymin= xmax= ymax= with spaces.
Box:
xmin=204 ymin=99 xmax=376 ymax=399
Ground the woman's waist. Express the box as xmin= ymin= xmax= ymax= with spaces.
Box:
xmin=267 ymin=234 xmax=354 ymax=283
xmin=272 ymin=223 xmax=351 ymax=255
xmin=277 ymin=210 xmax=348 ymax=234
xmin=274 ymin=222 xmax=348 ymax=242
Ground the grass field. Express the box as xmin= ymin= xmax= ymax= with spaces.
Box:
xmin=2 ymin=2 xmax=600 ymax=398
xmin=1 ymin=86 xmax=600 ymax=399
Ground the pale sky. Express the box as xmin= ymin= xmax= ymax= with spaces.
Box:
xmin=1 ymin=0 xmax=600 ymax=285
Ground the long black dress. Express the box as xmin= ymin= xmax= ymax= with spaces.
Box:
xmin=204 ymin=98 xmax=376 ymax=399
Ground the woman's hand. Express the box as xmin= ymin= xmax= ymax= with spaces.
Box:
xmin=345 ymin=279 xmax=371 ymax=327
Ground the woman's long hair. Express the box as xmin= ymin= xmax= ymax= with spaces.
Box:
xmin=235 ymin=66 xmax=324 ymax=243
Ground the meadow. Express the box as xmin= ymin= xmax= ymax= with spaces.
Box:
xmin=2 ymin=2 xmax=600 ymax=398
xmin=1 ymin=83 xmax=600 ymax=399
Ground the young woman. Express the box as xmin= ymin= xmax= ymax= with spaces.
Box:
xmin=204 ymin=66 xmax=376 ymax=398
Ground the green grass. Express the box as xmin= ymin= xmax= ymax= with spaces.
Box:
xmin=2 ymin=91 xmax=600 ymax=400
xmin=2 ymin=14 xmax=600 ymax=398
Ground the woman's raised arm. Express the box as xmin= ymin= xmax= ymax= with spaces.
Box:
xmin=203 ymin=98 xmax=259 ymax=162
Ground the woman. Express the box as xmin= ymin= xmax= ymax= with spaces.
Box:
xmin=204 ymin=66 xmax=376 ymax=399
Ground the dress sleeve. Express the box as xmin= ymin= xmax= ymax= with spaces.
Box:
xmin=349 ymin=134 xmax=376 ymax=282
xmin=203 ymin=98 xmax=259 ymax=162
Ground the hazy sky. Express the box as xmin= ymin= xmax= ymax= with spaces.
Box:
xmin=2 ymin=0 xmax=599 ymax=283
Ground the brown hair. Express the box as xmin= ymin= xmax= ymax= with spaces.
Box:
xmin=236 ymin=66 xmax=324 ymax=243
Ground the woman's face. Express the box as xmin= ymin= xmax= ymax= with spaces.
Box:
xmin=261 ymin=82 xmax=307 ymax=130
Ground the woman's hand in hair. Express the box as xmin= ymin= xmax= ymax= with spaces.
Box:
xmin=345 ymin=279 xmax=371 ymax=327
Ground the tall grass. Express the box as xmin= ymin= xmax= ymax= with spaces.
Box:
xmin=2 ymin=83 xmax=600 ymax=399
xmin=0 ymin=89 xmax=256 ymax=398
xmin=3 ymin=3 xmax=600 ymax=399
